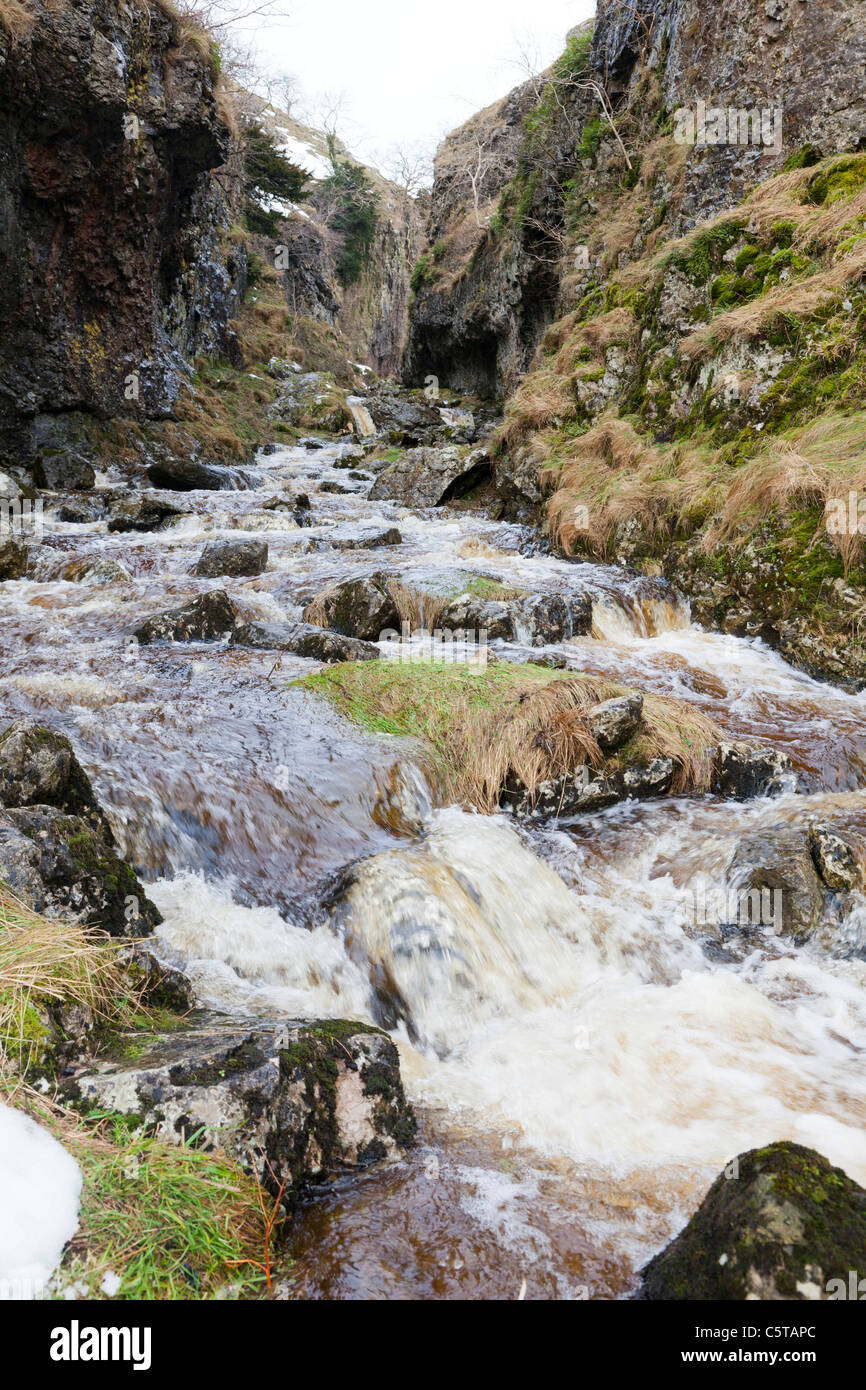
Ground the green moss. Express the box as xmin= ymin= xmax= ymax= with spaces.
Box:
xmin=642 ymin=1143 xmax=866 ymax=1300
xmin=806 ymin=154 xmax=866 ymax=206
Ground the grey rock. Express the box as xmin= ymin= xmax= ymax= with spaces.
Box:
xmin=809 ymin=823 xmax=862 ymax=893
xmin=712 ymin=743 xmax=795 ymax=798
xmin=726 ymin=826 xmax=826 ymax=941
xmin=325 ymin=523 xmax=402 ymax=550
xmin=589 ymin=694 xmax=644 ymax=751
xmin=106 ymin=495 xmax=184 ymax=534
xmin=303 ymin=573 xmax=400 ymax=642
xmin=59 ymin=555 xmax=130 ymax=584
xmin=194 ymin=538 xmax=268 ymax=578
xmin=0 ymin=719 xmax=111 ymax=836
xmin=438 ymin=595 xmax=514 ymax=640
xmin=230 ymin=621 xmax=380 ymax=663
xmin=73 ymin=1016 xmax=416 ymax=1194
xmin=35 ymin=450 xmax=95 ymax=491
xmin=134 ymin=590 xmax=237 ymax=644
xmin=146 ymin=457 xmax=239 ymax=491
xmin=369 ymin=445 xmax=491 ymax=507
xmin=0 ymin=805 xmax=160 ymax=937
xmin=0 ymin=537 xmax=31 ymax=580
xmin=640 ymin=1143 xmax=866 ymax=1301
xmin=118 ymin=942 xmax=196 ymax=1013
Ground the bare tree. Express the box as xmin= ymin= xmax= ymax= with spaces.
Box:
xmin=381 ymin=141 xmax=434 ymax=198
xmin=169 ymin=0 xmax=293 ymax=31
xmin=465 ymin=137 xmax=497 ymax=229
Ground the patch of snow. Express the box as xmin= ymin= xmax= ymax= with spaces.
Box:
xmin=0 ymin=1104 xmax=82 ymax=1295
xmin=271 ymin=129 xmax=332 ymax=181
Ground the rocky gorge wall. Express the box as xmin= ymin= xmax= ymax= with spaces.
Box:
xmin=405 ymin=0 xmax=866 ymax=400
xmin=0 ymin=0 xmax=248 ymax=471
xmin=403 ymin=0 xmax=866 ymax=686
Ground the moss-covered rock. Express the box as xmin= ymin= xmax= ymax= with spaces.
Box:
xmin=74 ymin=1015 xmax=416 ymax=1199
xmin=641 ymin=1143 xmax=866 ymax=1301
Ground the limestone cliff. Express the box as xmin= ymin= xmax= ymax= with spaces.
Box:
xmin=0 ymin=0 xmax=246 ymax=469
xmin=405 ymin=1 xmax=866 ymax=400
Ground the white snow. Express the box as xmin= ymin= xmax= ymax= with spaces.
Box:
xmin=0 ymin=1104 xmax=82 ymax=1296
xmin=271 ymin=128 xmax=332 ymax=181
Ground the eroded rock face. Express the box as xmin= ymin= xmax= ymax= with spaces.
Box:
xmin=640 ymin=1143 xmax=866 ymax=1300
xmin=134 ymin=590 xmax=237 ymax=644
xmin=230 ymin=620 xmax=380 ymax=663
xmin=0 ymin=0 xmax=245 ymax=469
xmin=195 ymin=538 xmax=268 ymax=578
xmin=73 ymin=1016 xmax=416 ymax=1196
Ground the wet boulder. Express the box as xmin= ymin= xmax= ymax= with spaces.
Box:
xmin=438 ymin=595 xmax=514 ymax=640
xmin=506 ymin=755 xmax=676 ymax=821
xmin=0 ymin=806 xmax=159 ymax=937
xmin=318 ymin=480 xmax=352 ymax=495
xmin=303 ymin=573 xmax=400 ymax=642
xmin=0 ymin=536 xmax=32 ymax=580
xmin=589 ymin=694 xmax=643 ymax=751
xmin=366 ymin=385 xmax=446 ymax=446
xmin=513 ymin=592 xmax=592 ymax=644
xmin=73 ymin=1017 xmax=416 ymax=1194
xmin=325 ymin=522 xmax=402 ymax=550
xmin=0 ymin=719 xmax=112 ymax=838
xmin=146 ymin=457 xmax=237 ymax=491
xmin=809 ymin=823 xmax=863 ymax=893
xmin=60 ymin=555 xmax=130 ymax=584
xmin=712 ymin=743 xmax=795 ymax=798
xmin=134 ymin=590 xmax=237 ymax=644
xmin=726 ymin=826 xmax=825 ymax=942
xmin=55 ymin=495 xmax=110 ymax=524
xmin=640 ymin=1143 xmax=866 ymax=1301
xmin=194 ymin=538 xmax=268 ymax=578
xmin=118 ymin=943 xmax=196 ymax=1012
xmin=106 ymin=494 xmax=184 ymax=533
xmin=230 ymin=620 xmax=380 ymax=663
xmin=270 ymin=372 xmax=352 ymax=433
xmin=369 ymin=445 xmax=491 ymax=507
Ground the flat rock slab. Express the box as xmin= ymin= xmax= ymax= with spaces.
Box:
xmin=325 ymin=523 xmax=402 ymax=550
xmin=72 ymin=1015 xmax=416 ymax=1195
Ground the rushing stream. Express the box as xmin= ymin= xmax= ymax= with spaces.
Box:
xmin=4 ymin=437 xmax=866 ymax=1299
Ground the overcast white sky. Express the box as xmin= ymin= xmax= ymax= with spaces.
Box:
xmin=241 ymin=0 xmax=596 ymax=168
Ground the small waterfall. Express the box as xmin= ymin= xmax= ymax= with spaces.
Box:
xmin=346 ymin=396 xmax=377 ymax=437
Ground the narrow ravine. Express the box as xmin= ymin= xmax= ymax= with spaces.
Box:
xmin=4 ymin=434 xmax=866 ymax=1299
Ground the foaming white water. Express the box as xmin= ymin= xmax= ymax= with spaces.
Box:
xmin=154 ymin=812 xmax=866 ymax=1187
xmin=149 ymin=872 xmax=370 ymax=1019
